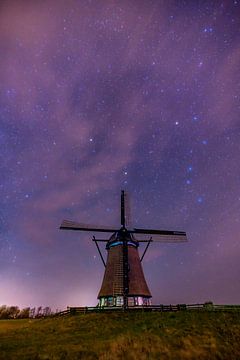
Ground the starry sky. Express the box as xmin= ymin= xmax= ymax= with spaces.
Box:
xmin=1 ymin=1 xmax=240 ymax=310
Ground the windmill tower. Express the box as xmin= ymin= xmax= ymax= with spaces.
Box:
xmin=60 ymin=191 xmax=187 ymax=309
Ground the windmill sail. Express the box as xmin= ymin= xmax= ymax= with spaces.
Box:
xmin=60 ymin=220 xmax=117 ymax=233
xmin=133 ymin=228 xmax=187 ymax=242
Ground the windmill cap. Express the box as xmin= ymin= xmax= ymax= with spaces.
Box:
xmin=106 ymin=232 xmax=139 ymax=249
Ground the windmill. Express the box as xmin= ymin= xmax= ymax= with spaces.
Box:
xmin=60 ymin=190 xmax=187 ymax=309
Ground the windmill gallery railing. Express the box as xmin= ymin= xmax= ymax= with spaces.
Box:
xmin=56 ymin=303 xmax=240 ymax=316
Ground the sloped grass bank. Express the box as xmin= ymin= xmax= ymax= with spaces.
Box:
xmin=0 ymin=311 xmax=239 ymax=359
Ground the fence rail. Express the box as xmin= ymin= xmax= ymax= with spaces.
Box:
xmin=56 ymin=303 xmax=240 ymax=316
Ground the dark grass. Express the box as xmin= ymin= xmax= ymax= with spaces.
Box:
xmin=0 ymin=311 xmax=240 ymax=359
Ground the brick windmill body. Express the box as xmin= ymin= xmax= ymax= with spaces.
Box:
xmin=60 ymin=191 xmax=187 ymax=309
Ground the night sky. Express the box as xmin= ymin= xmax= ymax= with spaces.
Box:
xmin=1 ymin=1 xmax=240 ymax=310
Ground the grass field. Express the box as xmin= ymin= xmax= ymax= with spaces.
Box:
xmin=0 ymin=311 xmax=240 ymax=359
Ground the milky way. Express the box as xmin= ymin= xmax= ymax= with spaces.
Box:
xmin=1 ymin=1 xmax=240 ymax=309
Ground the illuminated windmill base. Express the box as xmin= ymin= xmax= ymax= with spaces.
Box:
xmin=60 ymin=191 xmax=187 ymax=309
xmin=97 ymin=232 xmax=151 ymax=307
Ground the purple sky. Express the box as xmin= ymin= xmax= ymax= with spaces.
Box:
xmin=1 ymin=1 xmax=240 ymax=310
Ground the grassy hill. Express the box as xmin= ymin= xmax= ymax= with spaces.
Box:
xmin=0 ymin=311 xmax=240 ymax=359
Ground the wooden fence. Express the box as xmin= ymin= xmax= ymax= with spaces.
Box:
xmin=56 ymin=303 xmax=240 ymax=316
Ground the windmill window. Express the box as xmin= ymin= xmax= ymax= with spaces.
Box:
xmin=116 ymin=296 xmax=124 ymax=306
xmin=107 ymin=297 xmax=114 ymax=306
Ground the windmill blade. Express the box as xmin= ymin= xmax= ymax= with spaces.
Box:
xmin=121 ymin=190 xmax=125 ymax=227
xmin=144 ymin=234 xmax=187 ymax=243
xmin=133 ymin=228 xmax=187 ymax=242
xmin=124 ymin=191 xmax=132 ymax=228
xmin=133 ymin=228 xmax=186 ymax=236
xmin=137 ymin=235 xmax=187 ymax=243
xmin=60 ymin=220 xmax=117 ymax=233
